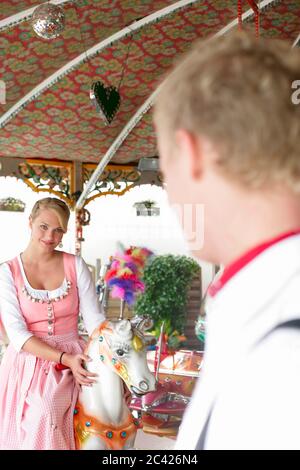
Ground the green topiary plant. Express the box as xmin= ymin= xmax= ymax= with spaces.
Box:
xmin=134 ymin=254 xmax=201 ymax=347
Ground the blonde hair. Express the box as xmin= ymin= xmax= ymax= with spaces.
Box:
xmin=30 ymin=197 xmax=70 ymax=232
xmin=154 ymin=31 xmax=300 ymax=192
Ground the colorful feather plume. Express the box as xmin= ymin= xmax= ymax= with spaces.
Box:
xmin=105 ymin=246 xmax=154 ymax=305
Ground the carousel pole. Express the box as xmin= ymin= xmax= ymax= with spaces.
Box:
xmin=73 ymin=161 xmax=84 ymax=256
xmin=75 ymin=208 xmax=91 ymax=256
xmin=155 ymin=321 xmax=165 ymax=382
xmin=119 ymin=298 xmax=125 ymax=320
xmin=75 ymin=209 xmax=82 ymax=256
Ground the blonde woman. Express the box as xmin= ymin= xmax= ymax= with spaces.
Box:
xmin=0 ymin=197 xmax=105 ymax=450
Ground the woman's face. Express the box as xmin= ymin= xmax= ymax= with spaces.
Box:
xmin=30 ymin=208 xmax=65 ymax=251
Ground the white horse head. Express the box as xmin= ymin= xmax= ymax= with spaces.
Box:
xmin=74 ymin=317 xmax=156 ymax=450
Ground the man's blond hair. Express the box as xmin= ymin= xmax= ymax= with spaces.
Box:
xmin=154 ymin=31 xmax=300 ymax=192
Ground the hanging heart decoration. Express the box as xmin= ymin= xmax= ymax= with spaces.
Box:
xmin=90 ymin=81 xmax=121 ymax=125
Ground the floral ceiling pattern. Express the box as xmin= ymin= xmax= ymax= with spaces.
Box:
xmin=0 ymin=0 xmax=299 ymax=165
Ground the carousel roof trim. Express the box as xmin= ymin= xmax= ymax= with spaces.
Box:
xmin=0 ymin=0 xmax=199 ymax=129
xmin=0 ymin=0 xmax=73 ymax=32
xmin=292 ymin=32 xmax=300 ymax=48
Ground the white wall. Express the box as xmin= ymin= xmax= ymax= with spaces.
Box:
xmin=0 ymin=177 xmax=215 ymax=295
xmin=81 ymin=185 xmax=188 ymax=262
xmin=80 ymin=184 xmax=215 ymax=294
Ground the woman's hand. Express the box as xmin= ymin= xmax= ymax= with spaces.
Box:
xmin=63 ymin=353 xmax=98 ymax=386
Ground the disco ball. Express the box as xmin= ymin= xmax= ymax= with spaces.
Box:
xmin=32 ymin=3 xmax=65 ymax=40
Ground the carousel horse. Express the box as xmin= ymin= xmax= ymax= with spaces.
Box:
xmin=74 ymin=317 xmax=156 ymax=450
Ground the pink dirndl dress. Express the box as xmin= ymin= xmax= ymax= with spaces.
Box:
xmin=0 ymin=253 xmax=85 ymax=450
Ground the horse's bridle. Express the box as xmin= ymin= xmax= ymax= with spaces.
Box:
xmin=98 ymin=323 xmax=131 ymax=384
xmin=96 ymin=321 xmax=148 ymax=392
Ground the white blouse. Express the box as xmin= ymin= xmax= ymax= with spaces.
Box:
xmin=0 ymin=255 xmax=105 ymax=352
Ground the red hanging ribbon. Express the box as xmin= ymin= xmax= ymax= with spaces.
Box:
xmin=246 ymin=0 xmax=258 ymax=13
xmin=238 ymin=0 xmax=260 ymax=38
xmin=238 ymin=0 xmax=243 ymax=30
xmin=247 ymin=0 xmax=259 ymax=38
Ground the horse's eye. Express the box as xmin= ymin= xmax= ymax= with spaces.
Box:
xmin=116 ymin=349 xmax=125 ymax=357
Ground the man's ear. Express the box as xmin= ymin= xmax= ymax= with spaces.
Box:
xmin=175 ymin=129 xmax=203 ymax=180
xmin=29 ymin=216 xmax=32 ymax=229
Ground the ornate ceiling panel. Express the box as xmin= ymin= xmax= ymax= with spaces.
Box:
xmin=0 ymin=0 xmax=299 ymax=165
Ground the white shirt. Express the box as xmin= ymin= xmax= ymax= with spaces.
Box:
xmin=176 ymin=234 xmax=300 ymax=450
xmin=0 ymin=255 xmax=105 ymax=352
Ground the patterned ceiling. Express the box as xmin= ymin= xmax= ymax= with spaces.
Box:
xmin=0 ymin=0 xmax=299 ymax=165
